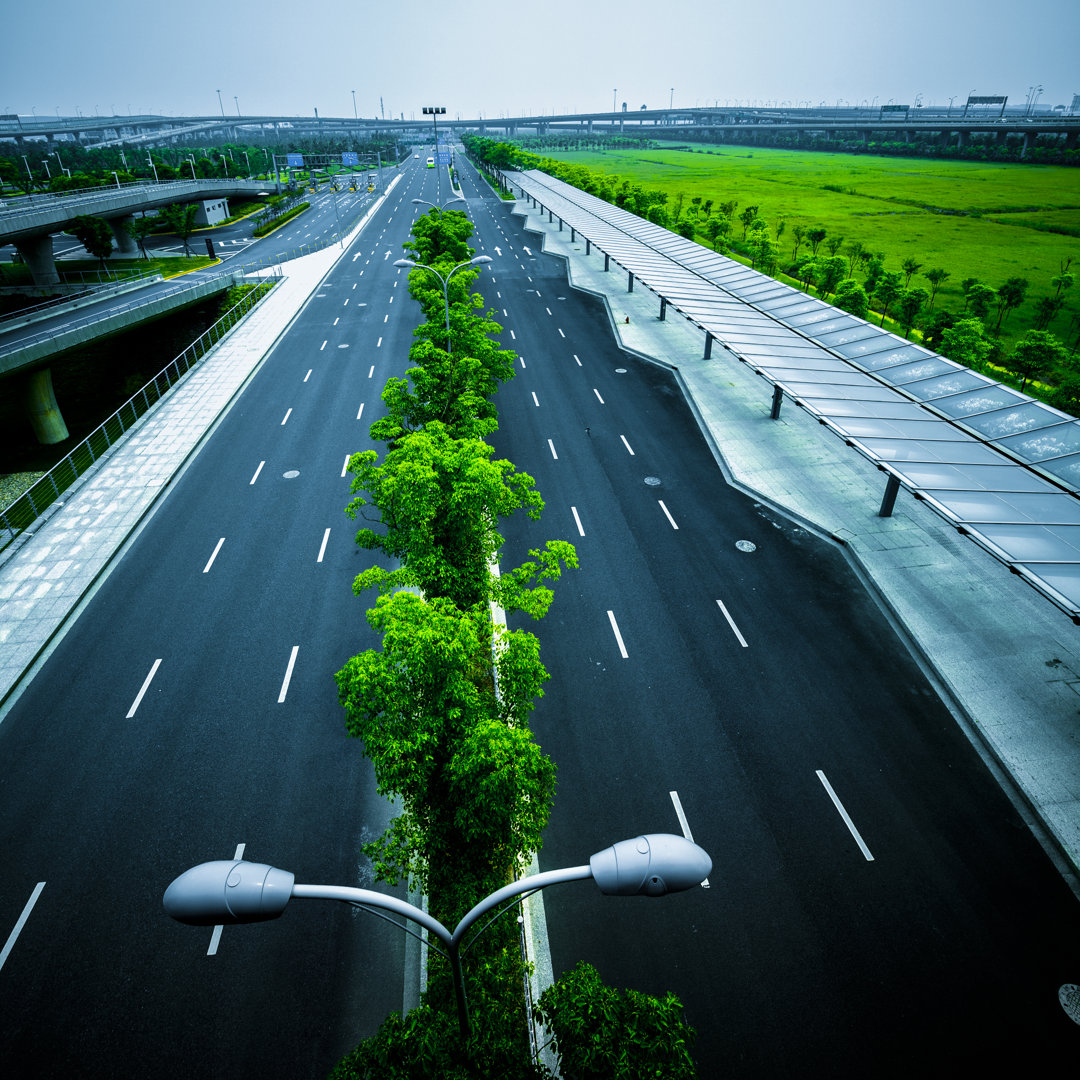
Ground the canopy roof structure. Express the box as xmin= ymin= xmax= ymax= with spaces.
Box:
xmin=506 ymin=167 xmax=1080 ymax=621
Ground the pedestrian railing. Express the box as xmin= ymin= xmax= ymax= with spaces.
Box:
xmin=0 ymin=271 xmax=281 ymax=550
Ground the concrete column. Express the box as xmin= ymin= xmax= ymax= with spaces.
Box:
xmin=109 ymin=215 xmax=140 ymax=257
xmin=1021 ymin=132 xmax=1031 ymax=159
xmin=956 ymin=129 xmax=969 ymax=149
xmin=23 ymin=367 xmax=70 ymax=444
xmin=14 ymin=233 xmax=60 ymax=287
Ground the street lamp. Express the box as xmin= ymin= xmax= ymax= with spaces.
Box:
xmin=351 ymin=89 xmax=358 ymax=120
xmin=188 ymin=155 xmax=197 ymax=180
xmin=234 ymin=95 xmax=240 ymax=117
xmin=164 ymin=833 xmax=711 ymax=1041
xmin=395 ymin=254 xmax=492 ymax=353
xmin=147 ymin=151 xmax=159 ymax=183
xmin=216 ymin=89 xmax=225 ymax=117
xmin=412 ymin=196 xmax=464 ymax=214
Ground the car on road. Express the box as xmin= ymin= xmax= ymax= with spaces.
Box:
xmin=426 ymin=157 xmax=435 ymax=168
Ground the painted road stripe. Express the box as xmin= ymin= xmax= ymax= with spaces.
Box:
xmin=658 ymin=500 xmax=679 ymax=530
xmin=320 ymin=340 xmax=327 ymax=351
xmin=557 ymin=328 xmax=565 ymax=338
xmin=519 ymin=356 xmax=526 ymax=368
xmin=816 ymin=770 xmax=875 ymax=861
xmin=342 ymin=455 xmax=351 ymax=478
xmin=304 ymin=369 xmax=312 ymax=382
xmin=249 ymin=460 xmax=265 ymax=485
xmin=356 ymin=403 xmax=365 ymax=420
xmin=574 ymin=354 xmax=582 ymax=366
xmin=532 ymin=392 xmax=540 ymax=407
xmin=571 ymin=506 xmax=585 ymax=536
xmin=670 ymin=791 xmax=710 ymax=887
xmin=278 ymin=646 xmax=300 ymax=704
xmin=716 ymin=599 xmax=748 ymax=647
xmin=620 ymin=435 xmax=635 ymax=456
xmin=368 ymin=366 xmax=375 ymax=378
xmin=548 ymin=439 xmax=558 ymax=460
xmin=607 ymin=611 xmax=629 ymax=659
xmin=126 ymin=658 xmax=162 ymax=718
xmin=0 ymin=882 xmax=46 ymax=972
xmin=207 ymin=844 xmax=245 ymax=956
xmin=317 ymin=528 xmax=331 ymax=563
xmin=281 ymin=408 xmax=292 ymax=426
xmin=203 ymin=538 xmax=225 ymax=574
xmin=510 ymin=329 xmax=516 ymax=340
xmin=593 ymin=388 xmax=605 ymax=404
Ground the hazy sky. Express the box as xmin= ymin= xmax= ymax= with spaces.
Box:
xmin=4 ymin=0 xmax=1077 ymax=120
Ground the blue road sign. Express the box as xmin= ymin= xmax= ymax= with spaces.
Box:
xmin=341 ymin=152 xmax=359 ymax=166
xmin=286 ymin=153 xmax=304 ymax=167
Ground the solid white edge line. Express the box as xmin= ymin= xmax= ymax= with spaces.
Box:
xmin=571 ymin=506 xmax=585 ymax=537
xmin=278 ymin=646 xmax=299 ymax=703
xmin=607 ymin=610 xmax=629 ymax=659
xmin=317 ymin=528 xmax=331 ymax=563
xmin=249 ymin=460 xmax=265 ymax=485
xmin=203 ymin=537 xmax=225 ymax=574
xmin=669 ymin=791 xmax=710 ymax=887
xmin=0 ymin=882 xmax=46 ymax=972
xmin=816 ymin=770 xmax=875 ymax=862
xmin=715 ymin=599 xmax=749 ymax=647
xmin=126 ymin=658 xmax=162 ymax=718
xmin=658 ymin=500 xmax=679 ymax=530
xmin=620 ymin=435 xmax=635 ymax=456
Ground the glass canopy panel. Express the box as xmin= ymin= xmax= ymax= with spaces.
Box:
xmin=889 ymin=462 xmax=1053 ymax=491
xmin=996 ymin=423 xmax=1080 ymax=463
xmin=1036 ymin=454 xmax=1080 ymax=490
xmin=830 ymin=335 xmax=900 ymax=359
xmin=852 ymin=438 xmax=1006 ymax=464
xmin=960 ymin=403 xmax=1065 ymax=439
xmin=877 ymin=358 xmax=959 ymax=385
xmin=1014 ymin=564 xmax=1080 ymax=613
xmin=826 ymin=417 xmax=972 ymax=440
xmin=856 ymin=347 xmax=935 ymax=371
xmin=922 ymin=490 xmax=1080 ymax=523
xmin=900 ymin=370 xmax=995 ymax=401
xmin=815 ymin=325 xmax=884 ymax=347
xmin=805 ymin=399 xmax=929 ymax=419
xmin=783 ymin=382 xmax=899 ymax=400
xmin=968 ymin=523 xmax=1080 ymax=562
xmin=930 ymin=385 xmax=1027 ymax=419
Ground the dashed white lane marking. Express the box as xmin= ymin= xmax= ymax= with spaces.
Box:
xmin=532 ymin=392 xmax=540 ymax=407
xmin=548 ymin=439 xmax=558 ymax=460
xmin=207 ymin=843 xmax=246 ymax=955
xmin=658 ymin=500 xmax=679 ymax=530
xmin=519 ymin=357 xmax=526 ymax=368
xmin=669 ymin=791 xmax=710 ymax=887
xmin=368 ymin=366 xmax=375 ymax=378
xmin=377 ymin=337 xmax=382 ymax=347
xmin=281 ymin=408 xmax=292 ymax=426
xmin=317 ymin=528 xmax=331 ymax=563
xmin=304 ymin=369 xmax=312 ymax=382
xmin=716 ymin=599 xmax=748 ymax=647
xmin=320 ymin=340 xmax=327 ymax=351
xmin=510 ymin=329 xmax=516 ymax=340
xmin=356 ymin=403 xmax=365 ymax=420
xmin=0 ymin=882 xmax=47 ymax=972
xmin=342 ymin=455 xmax=351 ymax=478
xmin=278 ymin=646 xmax=300 ymax=704
xmin=571 ymin=506 xmax=585 ymax=536
xmin=574 ymin=354 xmax=582 ymax=366
xmin=607 ymin=610 xmax=629 ymax=659
xmin=620 ymin=435 xmax=635 ymax=455
xmin=593 ymin=388 xmax=605 ymax=404
xmin=126 ymin=658 xmax=162 ymax=718
xmin=557 ymin=328 xmax=565 ymax=338
xmin=250 ymin=460 xmax=265 ymax=485
xmin=203 ymin=537 xmax=225 ymax=574
xmin=816 ymin=770 xmax=875 ymax=862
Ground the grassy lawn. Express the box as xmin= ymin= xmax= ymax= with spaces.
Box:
xmin=534 ymin=142 xmax=1080 ymax=342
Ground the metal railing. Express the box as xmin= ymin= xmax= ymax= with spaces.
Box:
xmin=0 ymin=272 xmax=280 ymax=549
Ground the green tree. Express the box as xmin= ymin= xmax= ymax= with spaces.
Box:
xmin=863 ymin=253 xmax=887 ymax=296
xmin=825 ymin=235 xmax=844 ymax=257
xmin=845 ymin=239 xmax=867 ymax=277
xmin=123 ymin=214 xmax=158 ymax=259
xmin=676 ymin=218 xmax=695 ymax=241
xmin=993 ymin=276 xmax=1029 ymax=333
xmin=69 ymin=214 xmax=114 ymax=268
xmin=790 ymin=224 xmax=805 ymax=264
xmin=897 ymin=286 xmax=930 ymax=338
xmin=1006 ymin=329 xmax=1066 ymax=391
xmin=814 ymin=254 xmax=847 ymax=298
xmin=738 ymin=205 xmax=760 ymax=239
xmin=923 ymin=268 xmax=950 ymax=311
xmin=966 ymin=282 xmax=996 ymax=320
xmin=872 ymin=270 xmax=904 ymax=326
xmin=807 ymin=226 xmax=828 ymax=256
xmin=158 ymin=202 xmax=198 ymax=254
xmin=1033 ymin=294 xmax=1065 ymax=331
xmin=403 ymin=207 xmax=475 ymax=266
xmin=704 ymin=214 xmax=730 ymax=251
xmin=939 ymin=318 xmax=992 ymax=370
xmin=901 ymin=257 xmax=923 ymax=288
xmin=536 ymin=962 xmax=698 ymax=1080
xmin=834 ymin=279 xmax=870 ymax=318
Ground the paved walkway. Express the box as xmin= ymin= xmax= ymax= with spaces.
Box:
xmin=1 ymin=175 xmax=1078 ymax=887
xmin=510 ymin=197 xmax=1080 ymax=883
xmin=0 ymin=180 xmax=399 ymax=712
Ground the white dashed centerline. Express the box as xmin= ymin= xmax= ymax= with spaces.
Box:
xmin=716 ymin=599 xmax=748 ymax=647
xmin=669 ymin=791 xmax=710 ymax=887
xmin=278 ymin=646 xmax=300 ymax=704
xmin=571 ymin=506 xmax=585 ymax=536
xmin=249 ymin=460 xmax=265 ymax=486
xmin=607 ymin=610 xmax=629 ymax=659
xmin=126 ymin=658 xmax=162 ymax=718
xmin=317 ymin=528 xmax=331 ymax=563
xmin=658 ymin=500 xmax=679 ymax=530
xmin=548 ymin=439 xmax=558 ymax=460
xmin=620 ymin=435 xmax=635 ymax=456
xmin=593 ymin=388 xmax=605 ymax=404
xmin=816 ymin=770 xmax=875 ymax=861
xmin=203 ymin=538 xmax=225 ymax=574
xmin=0 ymin=882 xmax=47 ymax=973
xmin=281 ymin=408 xmax=292 ymax=426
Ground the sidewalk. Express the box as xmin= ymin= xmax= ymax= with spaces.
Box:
xmin=510 ymin=196 xmax=1080 ymax=881
xmin=0 ymin=179 xmax=400 ymax=713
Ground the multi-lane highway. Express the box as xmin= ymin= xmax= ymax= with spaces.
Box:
xmin=1 ymin=143 xmax=1079 ymax=1079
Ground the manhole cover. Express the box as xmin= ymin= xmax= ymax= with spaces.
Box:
xmin=735 ymin=540 xmax=757 ymax=552
xmin=283 ymin=470 xmax=300 ymax=479
xmin=644 ymin=477 xmax=661 ymax=486
xmin=615 ymin=368 xmax=627 ymax=374
xmin=1061 ymin=984 xmax=1080 ymax=1024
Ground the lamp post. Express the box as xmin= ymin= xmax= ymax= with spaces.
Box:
xmin=234 ymin=95 xmax=240 ymax=118
xmin=147 ymin=152 xmax=159 ymax=183
xmin=351 ymin=89 xmax=358 ymax=120
xmin=216 ymin=89 xmax=225 ymax=117
xmin=422 ymin=105 xmax=446 ymax=204
xmin=164 ymin=833 xmax=711 ymax=1041
xmin=412 ymin=196 xmax=464 ymax=214
xmin=188 ymin=155 xmax=197 ymax=181
xmin=394 ymin=254 xmax=492 ymax=354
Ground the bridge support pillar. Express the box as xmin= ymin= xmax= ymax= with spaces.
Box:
xmin=956 ymin=129 xmax=969 ymax=149
xmin=109 ymin=215 xmax=140 ymax=257
xmin=14 ymin=234 xmax=60 ymax=287
xmin=1067 ymin=131 xmax=1078 ymax=150
xmin=1021 ymin=132 xmax=1031 ymax=159
xmin=23 ymin=367 xmax=70 ymax=445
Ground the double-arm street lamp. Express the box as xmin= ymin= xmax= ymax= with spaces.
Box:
xmin=412 ymin=196 xmax=464 ymax=214
xmin=394 ymin=254 xmax=492 ymax=354
xmin=164 ymin=833 xmax=711 ymax=1040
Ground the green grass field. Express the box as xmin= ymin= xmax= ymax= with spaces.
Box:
xmin=535 ymin=142 xmax=1080 ymax=341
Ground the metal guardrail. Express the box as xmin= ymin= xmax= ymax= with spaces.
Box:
xmin=0 ymin=272 xmax=281 ymax=549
